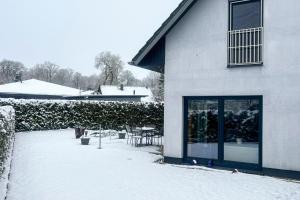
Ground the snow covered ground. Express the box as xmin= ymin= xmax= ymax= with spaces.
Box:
xmin=5 ymin=129 xmax=300 ymax=200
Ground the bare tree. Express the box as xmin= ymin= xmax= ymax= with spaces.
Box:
xmin=53 ymin=68 xmax=74 ymax=86
xmin=28 ymin=61 xmax=59 ymax=82
xmin=43 ymin=62 xmax=58 ymax=82
xmin=84 ymin=74 xmax=99 ymax=90
xmin=142 ymin=72 xmax=160 ymax=88
xmin=142 ymin=72 xmax=164 ymax=102
xmin=156 ymin=73 xmax=164 ymax=102
xmin=119 ymin=70 xmax=137 ymax=86
xmin=72 ymin=72 xmax=83 ymax=89
xmin=0 ymin=59 xmax=25 ymax=83
xmin=95 ymin=51 xmax=123 ymax=85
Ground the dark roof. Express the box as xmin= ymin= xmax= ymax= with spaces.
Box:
xmin=129 ymin=0 xmax=197 ymax=71
xmin=0 ymin=92 xmax=66 ymax=100
xmin=0 ymin=92 xmax=146 ymax=101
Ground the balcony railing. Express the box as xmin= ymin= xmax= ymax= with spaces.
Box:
xmin=228 ymin=27 xmax=263 ymax=66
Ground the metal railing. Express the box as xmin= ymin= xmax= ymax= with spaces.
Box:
xmin=228 ymin=27 xmax=263 ymax=66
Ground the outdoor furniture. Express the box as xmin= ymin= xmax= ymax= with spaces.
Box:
xmin=140 ymin=127 xmax=156 ymax=145
xmin=118 ymin=131 xmax=126 ymax=139
xmin=132 ymin=129 xmax=143 ymax=147
xmin=153 ymin=128 xmax=163 ymax=146
xmin=75 ymin=127 xmax=85 ymax=139
xmin=125 ymin=125 xmax=134 ymax=145
xmin=126 ymin=125 xmax=156 ymax=147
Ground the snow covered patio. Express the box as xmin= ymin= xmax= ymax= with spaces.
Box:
xmin=6 ymin=129 xmax=300 ymax=200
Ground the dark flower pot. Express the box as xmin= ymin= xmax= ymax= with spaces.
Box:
xmin=81 ymin=137 xmax=90 ymax=145
xmin=118 ymin=132 xmax=126 ymax=139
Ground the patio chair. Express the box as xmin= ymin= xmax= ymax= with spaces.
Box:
xmin=125 ymin=125 xmax=134 ymax=145
xmin=132 ymin=129 xmax=143 ymax=147
xmin=153 ymin=128 xmax=163 ymax=146
xmin=144 ymin=126 xmax=156 ymax=145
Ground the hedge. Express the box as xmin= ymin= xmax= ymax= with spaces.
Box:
xmin=0 ymin=99 xmax=164 ymax=132
xmin=0 ymin=106 xmax=15 ymax=176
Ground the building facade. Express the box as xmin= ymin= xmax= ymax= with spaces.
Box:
xmin=131 ymin=0 xmax=300 ymax=178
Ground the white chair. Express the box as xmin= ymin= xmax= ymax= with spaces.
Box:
xmin=125 ymin=125 xmax=134 ymax=145
xmin=132 ymin=129 xmax=143 ymax=147
xmin=153 ymin=128 xmax=163 ymax=146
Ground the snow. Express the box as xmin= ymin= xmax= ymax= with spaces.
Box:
xmin=0 ymin=80 xmax=153 ymax=102
xmin=0 ymin=79 xmax=80 ymax=96
xmin=83 ymin=85 xmax=153 ymax=102
xmin=80 ymin=90 xmax=95 ymax=96
xmin=0 ymin=138 xmax=14 ymax=200
xmin=6 ymin=129 xmax=300 ymax=200
xmin=0 ymin=106 xmax=15 ymax=120
xmin=0 ymin=106 xmax=15 ymax=200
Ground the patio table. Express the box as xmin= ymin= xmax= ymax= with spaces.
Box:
xmin=137 ymin=127 xmax=155 ymax=145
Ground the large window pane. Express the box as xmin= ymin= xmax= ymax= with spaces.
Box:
xmin=187 ymin=100 xmax=218 ymax=159
xmin=231 ymin=0 xmax=261 ymax=30
xmin=224 ymin=99 xmax=259 ymax=164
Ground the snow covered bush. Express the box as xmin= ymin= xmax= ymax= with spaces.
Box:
xmin=0 ymin=99 xmax=163 ymax=132
xmin=0 ymin=106 xmax=15 ymax=176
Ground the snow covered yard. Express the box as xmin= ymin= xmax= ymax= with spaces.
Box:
xmin=5 ymin=129 xmax=300 ymax=200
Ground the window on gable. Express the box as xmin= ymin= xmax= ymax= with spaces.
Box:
xmin=228 ymin=0 xmax=263 ymax=66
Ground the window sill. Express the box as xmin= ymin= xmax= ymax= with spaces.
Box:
xmin=227 ymin=63 xmax=263 ymax=69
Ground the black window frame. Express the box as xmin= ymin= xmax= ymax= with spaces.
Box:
xmin=227 ymin=0 xmax=264 ymax=68
xmin=183 ymin=95 xmax=263 ymax=171
xmin=229 ymin=0 xmax=263 ymax=31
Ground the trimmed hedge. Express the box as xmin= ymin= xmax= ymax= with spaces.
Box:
xmin=0 ymin=99 xmax=164 ymax=132
xmin=0 ymin=106 xmax=15 ymax=176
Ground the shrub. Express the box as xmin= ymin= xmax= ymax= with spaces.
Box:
xmin=0 ymin=106 xmax=15 ymax=176
xmin=0 ymin=99 xmax=164 ymax=132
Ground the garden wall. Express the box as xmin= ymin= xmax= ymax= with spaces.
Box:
xmin=0 ymin=99 xmax=164 ymax=132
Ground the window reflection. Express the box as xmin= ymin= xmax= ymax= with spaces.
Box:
xmin=224 ymin=100 xmax=259 ymax=164
xmin=187 ymin=100 xmax=218 ymax=159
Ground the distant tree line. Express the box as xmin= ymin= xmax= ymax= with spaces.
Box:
xmin=0 ymin=51 xmax=164 ymax=101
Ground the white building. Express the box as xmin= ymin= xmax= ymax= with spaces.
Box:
xmin=131 ymin=0 xmax=300 ymax=179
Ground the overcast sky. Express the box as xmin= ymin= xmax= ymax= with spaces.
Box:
xmin=0 ymin=0 xmax=181 ymax=79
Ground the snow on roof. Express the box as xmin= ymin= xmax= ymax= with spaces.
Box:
xmin=80 ymin=90 xmax=95 ymax=96
xmin=0 ymin=79 xmax=80 ymax=96
xmin=82 ymin=85 xmax=153 ymax=102
xmin=102 ymin=85 xmax=153 ymax=102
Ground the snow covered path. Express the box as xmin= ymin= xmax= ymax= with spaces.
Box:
xmin=6 ymin=130 xmax=300 ymax=200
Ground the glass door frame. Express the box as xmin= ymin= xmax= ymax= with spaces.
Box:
xmin=183 ymin=96 xmax=263 ymax=170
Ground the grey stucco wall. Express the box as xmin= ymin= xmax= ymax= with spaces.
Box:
xmin=164 ymin=0 xmax=300 ymax=171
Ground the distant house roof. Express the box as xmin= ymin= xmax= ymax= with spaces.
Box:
xmin=82 ymin=85 xmax=153 ymax=102
xmin=129 ymin=0 xmax=196 ymax=72
xmin=0 ymin=79 xmax=80 ymax=96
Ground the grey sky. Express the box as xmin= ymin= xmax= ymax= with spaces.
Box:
xmin=0 ymin=0 xmax=181 ymax=79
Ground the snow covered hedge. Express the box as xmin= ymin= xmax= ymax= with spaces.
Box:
xmin=0 ymin=99 xmax=163 ymax=132
xmin=0 ymin=106 xmax=15 ymax=176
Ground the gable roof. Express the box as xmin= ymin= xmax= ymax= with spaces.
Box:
xmin=0 ymin=79 xmax=80 ymax=96
xmin=129 ymin=0 xmax=197 ymax=72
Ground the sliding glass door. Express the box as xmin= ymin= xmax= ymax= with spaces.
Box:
xmin=184 ymin=96 xmax=262 ymax=169
xmin=187 ymin=100 xmax=219 ymax=159
xmin=224 ymin=99 xmax=260 ymax=164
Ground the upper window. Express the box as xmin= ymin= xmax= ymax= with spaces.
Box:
xmin=230 ymin=0 xmax=262 ymax=30
xmin=228 ymin=0 xmax=263 ymax=66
